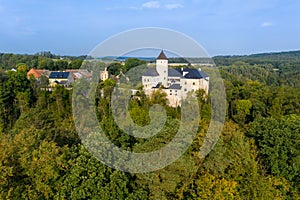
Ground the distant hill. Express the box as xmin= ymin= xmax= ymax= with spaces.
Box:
xmin=104 ymin=50 xmax=300 ymax=65
xmin=1 ymin=50 xmax=300 ymax=70
xmin=216 ymin=50 xmax=300 ymax=87
xmin=214 ymin=50 xmax=300 ymax=66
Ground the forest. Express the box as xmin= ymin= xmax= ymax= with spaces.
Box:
xmin=0 ymin=51 xmax=299 ymax=199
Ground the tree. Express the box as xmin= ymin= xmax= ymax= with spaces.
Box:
xmin=54 ymin=60 xmax=68 ymax=70
xmin=56 ymin=145 xmax=149 ymax=200
xmin=38 ymin=57 xmax=54 ymax=70
xmin=184 ymin=173 xmax=239 ymax=199
xmin=233 ymin=99 xmax=252 ymax=125
xmin=16 ymin=63 xmax=29 ymax=72
xmin=247 ymin=115 xmax=300 ymax=185
xmin=123 ymin=58 xmax=146 ymax=73
xmin=149 ymin=89 xmax=168 ymax=106
xmin=69 ymin=59 xmax=83 ymax=69
xmin=108 ymin=62 xmax=122 ymax=75
xmin=180 ymin=122 xmax=298 ymax=199
xmin=19 ymin=141 xmax=69 ymax=199
xmin=0 ymin=70 xmax=32 ymax=130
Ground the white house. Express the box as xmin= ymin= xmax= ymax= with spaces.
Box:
xmin=142 ymin=51 xmax=209 ymax=107
xmin=100 ymin=67 xmax=110 ymax=81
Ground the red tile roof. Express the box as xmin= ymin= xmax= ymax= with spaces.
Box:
xmin=27 ymin=69 xmax=49 ymax=79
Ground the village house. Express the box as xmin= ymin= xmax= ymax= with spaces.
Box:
xmin=66 ymin=69 xmax=92 ymax=81
xmin=142 ymin=51 xmax=209 ymax=107
xmin=49 ymin=71 xmax=74 ymax=87
xmin=27 ymin=69 xmax=50 ymax=80
xmin=27 ymin=68 xmax=93 ymax=88
xmin=100 ymin=67 xmax=110 ymax=81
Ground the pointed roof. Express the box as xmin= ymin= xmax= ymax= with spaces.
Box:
xmin=27 ymin=69 xmax=49 ymax=79
xmin=157 ymin=50 xmax=168 ymax=60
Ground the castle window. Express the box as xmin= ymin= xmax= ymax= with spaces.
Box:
xmin=185 ymin=82 xmax=187 ymax=85
xmin=193 ymin=82 xmax=195 ymax=85
xmin=184 ymin=89 xmax=187 ymax=92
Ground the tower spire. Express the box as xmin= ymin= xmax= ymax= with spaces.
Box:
xmin=157 ymin=50 xmax=168 ymax=60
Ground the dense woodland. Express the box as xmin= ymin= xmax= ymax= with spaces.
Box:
xmin=0 ymin=51 xmax=299 ymax=199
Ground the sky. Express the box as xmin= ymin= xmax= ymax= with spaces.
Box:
xmin=0 ymin=0 xmax=299 ymax=56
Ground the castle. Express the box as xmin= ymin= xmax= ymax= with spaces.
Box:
xmin=142 ymin=51 xmax=209 ymax=107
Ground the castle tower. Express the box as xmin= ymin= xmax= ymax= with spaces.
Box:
xmin=156 ymin=50 xmax=168 ymax=87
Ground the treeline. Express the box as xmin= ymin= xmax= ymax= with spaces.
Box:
xmin=0 ymin=51 xmax=87 ymax=70
xmin=216 ymin=51 xmax=300 ymax=87
xmin=0 ymin=55 xmax=299 ymax=199
xmin=214 ymin=50 xmax=300 ymax=66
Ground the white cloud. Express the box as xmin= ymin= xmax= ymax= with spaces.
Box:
xmin=261 ymin=22 xmax=273 ymax=27
xmin=165 ymin=3 xmax=183 ymax=10
xmin=142 ymin=1 xmax=161 ymax=9
xmin=128 ymin=1 xmax=183 ymax=11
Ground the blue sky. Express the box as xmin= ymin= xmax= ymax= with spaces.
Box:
xmin=0 ymin=0 xmax=299 ymax=56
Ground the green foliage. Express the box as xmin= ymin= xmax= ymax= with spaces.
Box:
xmin=0 ymin=128 xmax=69 ymax=199
xmin=0 ymin=70 xmax=33 ymax=130
xmin=16 ymin=63 xmax=29 ymax=72
xmin=196 ymin=89 xmax=211 ymax=121
xmin=186 ymin=173 xmax=239 ymax=199
xmin=57 ymin=145 xmax=149 ymax=200
xmin=129 ymin=98 xmax=150 ymax=126
xmin=232 ymin=99 xmax=252 ymax=125
xmin=108 ymin=62 xmax=122 ymax=75
xmin=123 ymin=58 xmax=147 ymax=73
xmin=0 ymin=52 xmax=299 ymax=199
xmin=149 ymin=89 xmax=168 ymax=106
xmin=247 ymin=116 xmax=300 ymax=184
xmin=69 ymin=59 xmax=83 ymax=69
xmin=0 ymin=52 xmax=85 ymax=71
xmin=181 ymin=122 xmax=298 ymax=199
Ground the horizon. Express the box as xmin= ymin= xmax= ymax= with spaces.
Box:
xmin=0 ymin=0 xmax=299 ymax=56
xmin=1 ymin=49 xmax=300 ymax=58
